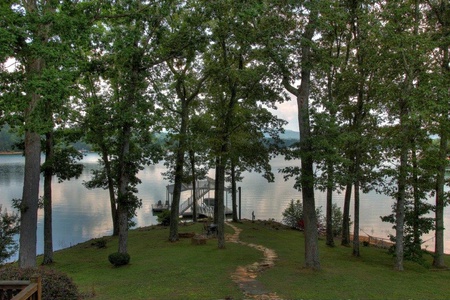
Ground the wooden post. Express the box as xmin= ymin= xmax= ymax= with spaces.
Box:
xmin=31 ymin=276 xmax=42 ymax=300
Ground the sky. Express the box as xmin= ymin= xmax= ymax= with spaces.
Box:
xmin=269 ymin=97 xmax=299 ymax=132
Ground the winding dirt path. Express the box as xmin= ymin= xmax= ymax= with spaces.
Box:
xmin=225 ymin=222 xmax=282 ymax=300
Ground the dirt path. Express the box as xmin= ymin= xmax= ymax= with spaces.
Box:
xmin=225 ymin=222 xmax=282 ymax=300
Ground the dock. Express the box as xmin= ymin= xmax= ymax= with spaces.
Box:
xmin=152 ymin=176 xmax=233 ymax=219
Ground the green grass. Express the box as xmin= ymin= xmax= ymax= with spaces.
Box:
xmin=41 ymin=220 xmax=450 ymax=300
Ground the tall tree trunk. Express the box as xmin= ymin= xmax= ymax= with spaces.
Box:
xmin=297 ymin=83 xmax=320 ymax=270
xmin=352 ymin=180 xmax=360 ymax=257
xmin=395 ymin=108 xmax=408 ymax=271
xmin=101 ymin=147 xmax=119 ymax=236
xmin=189 ymin=150 xmax=197 ymax=223
xmin=433 ymin=26 xmax=449 ymax=268
xmin=216 ymin=158 xmax=226 ymax=249
xmin=169 ymin=120 xmax=187 ymax=242
xmin=19 ymin=131 xmax=41 ymax=268
xmin=117 ymin=124 xmax=131 ymax=254
xmin=325 ymin=162 xmax=334 ymax=247
xmin=43 ymin=131 xmax=54 ymax=265
xmin=433 ymin=126 xmax=447 ymax=268
xmin=411 ymin=146 xmax=421 ymax=255
xmin=19 ymin=54 xmax=45 ymax=268
xmin=341 ymin=181 xmax=352 ymax=246
xmin=231 ymin=161 xmax=238 ymax=222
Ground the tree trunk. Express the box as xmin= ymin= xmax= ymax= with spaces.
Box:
xmin=43 ymin=131 xmax=54 ymax=265
xmin=325 ymin=162 xmax=334 ymax=247
xmin=395 ymin=120 xmax=408 ymax=271
xmin=19 ymin=49 xmax=45 ymax=268
xmin=433 ymin=33 xmax=449 ymax=268
xmin=297 ymin=86 xmax=320 ymax=270
xmin=231 ymin=161 xmax=238 ymax=222
xmin=189 ymin=150 xmax=197 ymax=223
xmin=216 ymin=159 xmax=226 ymax=249
xmin=117 ymin=124 xmax=131 ymax=254
xmin=341 ymin=181 xmax=352 ymax=246
xmin=19 ymin=130 xmax=41 ymax=268
xmin=101 ymin=148 xmax=119 ymax=236
xmin=433 ymin=127 xmax=447 ymax=268
xmin=352 ymin=180 xmax=360 ymax=257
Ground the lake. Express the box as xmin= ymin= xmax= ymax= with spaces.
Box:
xmin=0 ymin=153 xmax=449 ymax=262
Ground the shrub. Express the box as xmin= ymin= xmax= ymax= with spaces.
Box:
xmin=156 ymin=210 xmax=171 ymax=226
xmin=108 ymin=252 xmax=130 ymax=267
xmin=0 ymin=205 xmax=20 ymax=265
xmin=0 ymin=266 xmax=79 ymax=300
xmin=91 ymin=237 xmax=107 ymax=249
xmin=282 ymin=200 xmax=324 ymax=231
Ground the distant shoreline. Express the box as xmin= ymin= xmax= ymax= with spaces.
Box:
xmin=0 ymin=151 xmax=22 ymax=155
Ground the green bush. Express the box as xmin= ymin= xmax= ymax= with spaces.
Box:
xmin=0 ymin=266 xmax=79 ymax=300
xmin=108 ymin=252 xmax=130 ymax=267
xmin=0 ymin=205 xmax=20 ymax=265
xmin=156 ymin=210 xmax=171 ymax=226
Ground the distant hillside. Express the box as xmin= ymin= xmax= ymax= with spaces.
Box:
xmin=280 ymin=130 xmax=299 ymax=140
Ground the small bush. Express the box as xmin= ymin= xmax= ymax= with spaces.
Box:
xmin=157 ymin=210 xmax=171 ymax=226
xmin=0 ymin=266 xmax=79 ymax=300
xmin=91 ymin=238 xmax=107 ymax=249
xmin=0 ymin=205 xmax=20 ymax=265
xmin=108 ymin=252 xmax=130 ymax=267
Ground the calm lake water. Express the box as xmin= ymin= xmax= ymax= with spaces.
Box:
xmin=0 ymin=153 xmax=449 ymax=262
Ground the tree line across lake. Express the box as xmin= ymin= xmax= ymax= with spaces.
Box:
xmin=1 ymin=0 xmax=449 ymax=273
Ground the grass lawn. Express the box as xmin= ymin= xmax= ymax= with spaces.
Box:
xmin=43 ymin=220 xmax=450 ymax=300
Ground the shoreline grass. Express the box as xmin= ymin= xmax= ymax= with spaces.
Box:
xmin=35 ymin=220 xmax=450 ymax=299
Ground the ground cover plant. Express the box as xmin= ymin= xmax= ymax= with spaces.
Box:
xmin=4 ymin=220 xmax=448 ymax=300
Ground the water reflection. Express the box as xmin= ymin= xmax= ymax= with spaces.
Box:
xmin=0 ymin=153 xmax=449 ymax=263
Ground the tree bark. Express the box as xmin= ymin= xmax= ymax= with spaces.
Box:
xmin=341 ymin=181 xmax=352 ymax=246
xmin=352 ymin=180 xmax=360 ymax=257
xmin=216 ymin=160 xmax=226 ymax=249
xmin=189 ymin=150 xmax=198 ymax=222
xmin=325 ymin=162 xmax=334 ymax=247
xmin=169 ymin=113 xmax=188 ymax=241
xmin=19 ymin=131 xmax=41 ymax=268
xmin=117 ymin=123 xmax=131 ymax=254
xmin=101 ymin=148 xmax=119 ymax=236
xmin=395 ymin=105 xmax=408 ymax=271
xmin=43 ymin=131 xmax=54 ymax=265
xmin=433 ymin=126 xmax=447 ymax=268
xmin=231 ymin=161 xmax=238 ymax=222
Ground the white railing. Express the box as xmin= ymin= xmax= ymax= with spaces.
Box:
xmin=179 ymin=184 xmax=210 ymax=215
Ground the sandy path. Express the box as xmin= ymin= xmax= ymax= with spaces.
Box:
xmin=225 ymin=222 xmax=282 ymax=300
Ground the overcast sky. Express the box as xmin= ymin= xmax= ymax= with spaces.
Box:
xmin=269 ymin=98 xmax=299 ymax=132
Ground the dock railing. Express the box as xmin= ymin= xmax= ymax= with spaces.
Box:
xmin=0 ymin=276 xmax=42 ymax=300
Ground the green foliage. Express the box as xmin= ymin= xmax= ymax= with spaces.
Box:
xmin=0 ymin=205 xmax=19 ymax=265
xmin=331 ymin=203 xmax=344 ymax=237
xmin=282 ymin=200 xmax=324 ymax=231
xmin=0 ymin=124 xmax=20 ymax=152
xmin=381 ymin=199 xmax=434 ymax=265
xmin=156 ymin=210 xmax=171 ymax=226
xmin=0 ymin=266 xmax=80 ymax=300
xmin=91 ymin=238 xmax=107 ymax=249
xmin=282 ymin=200 xmax=303 ymax=228
xmin=108 ymin=252 xmax=130 ymax=267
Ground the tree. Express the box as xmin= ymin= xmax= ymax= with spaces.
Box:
xmin=425 ymin=0 xmax=450 ymax=269
xmin=42 ymin=133 xmax=84 ymax=264
xmin=157 ymin=2 xmax=209 ymax=241
xmin=0 ymin=0 xmax=68 ymax=268
xmin=265 ymin=0 xmax=321 ymax=269
xmin=201 ymin=0 xmax=287 ymax=249
xmin=80 ymin=0 xmax=168 ymax=257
